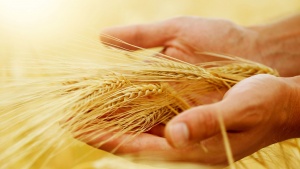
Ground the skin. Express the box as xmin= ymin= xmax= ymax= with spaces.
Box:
xmin=90 ymin=16 xmax=300 ymax=165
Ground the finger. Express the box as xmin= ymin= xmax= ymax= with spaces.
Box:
xmin=100 ymin=20 xmax=177 ymax=50
xmin=164 ymin=76 xmax=271 ymax=149
xmin=162 ymin=46 xmax=194 ymax=63
xmin=80 ymin=129 xmax=171 ymax=153
xmin=200 ymin=128 xmax=270 ymax=163
xmin=164 ymin=103 xmax=226 ymax=148
xmin=91 ymin=130 xmax=224 ymax=164
xmin=79 ymin=128 xmax=230 ymax=165
xmin=164 ymin=93 xmax=256 ymax=149
xmin=103 ymin=133 xmax=171 ymax=154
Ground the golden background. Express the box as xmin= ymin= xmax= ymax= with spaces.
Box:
xmin=0 ymin=0 xmax=299 ymax=168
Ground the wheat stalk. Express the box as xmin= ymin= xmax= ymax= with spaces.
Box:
xmin=0 ymin=35 xmax=299 ymax=169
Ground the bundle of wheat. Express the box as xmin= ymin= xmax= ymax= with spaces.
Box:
xmin=0 ymin=35 xmax=299 ymax=169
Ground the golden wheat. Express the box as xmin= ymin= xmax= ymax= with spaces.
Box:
xmin=0 ymin=35 xmax=299 ymax=169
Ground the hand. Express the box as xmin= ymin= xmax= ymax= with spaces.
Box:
xmin=101 ymin=16 xmax=300 ymax=76
xmin=164 ymin=74 xmax=299 ymax=164
xmin=82 ymin=74 xmax=298 ymax=164
xmin=101 ymin=16 xmax=261 ymax=64
xmin=93 ymin=16 xmax=300 ymax=164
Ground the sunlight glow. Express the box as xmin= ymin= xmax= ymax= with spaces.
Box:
xmin=0 ymin=0 xmax=59 ymax=27
xmin=0 ymin=0 xmax=82 ymax=43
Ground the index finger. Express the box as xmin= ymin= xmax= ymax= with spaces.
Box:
xmin=100 ymin=20 xmax=177 ymax=50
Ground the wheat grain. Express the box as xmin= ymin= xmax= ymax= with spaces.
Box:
xmin=1 ymin=35 xmax=299 ymax=169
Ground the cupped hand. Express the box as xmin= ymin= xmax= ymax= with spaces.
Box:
xmin=101 ymin=16 xmax=261 ymax=64
xmin=101 ymin=16 xmax=300 ymax=76
xmin=92 ymin=16 xmax=300 ymax=164
xmin=82 ymin=74 xmax=296 ymax=164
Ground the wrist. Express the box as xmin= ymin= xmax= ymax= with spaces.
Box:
xmin=249 ymin=15 xmax=300 ymax=76
xmin=282 ymin=76 xmax=300 ymax=139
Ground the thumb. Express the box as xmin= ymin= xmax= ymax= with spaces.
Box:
xmin=100 ymin=20 xmax=177 ymax=50
xmin=165 ymin=99 xmax=244 ymax=148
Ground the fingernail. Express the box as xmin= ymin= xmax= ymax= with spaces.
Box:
xmin=168 ymin=123 xmax=189 ymax=148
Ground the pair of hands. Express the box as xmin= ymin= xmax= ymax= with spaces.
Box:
xmin=89 ymin=16 xmax=299 ymax=164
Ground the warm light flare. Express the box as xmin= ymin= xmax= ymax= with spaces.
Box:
xmin=0 ymin=0 xmax=85 ymax=43
xmin=0 ymin=0 xmax=59 ymax=27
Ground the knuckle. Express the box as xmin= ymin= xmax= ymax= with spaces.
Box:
xmin=169 ymin=16 xmax=190 ymax=23
xmin=191 ymin=107 xmax=218 ymax=140
xmin=197 ymin=109 xmax=218 ymax=139
xmin=165 ymin=16 xmax=192 ymax=30
xmin=132 ymin=25 xmax=142 ymax=42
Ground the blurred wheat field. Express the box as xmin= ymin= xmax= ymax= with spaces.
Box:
xmin=0 ymin=0 xmax=300 ymax=169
